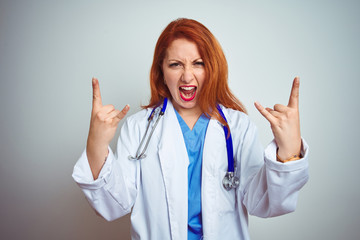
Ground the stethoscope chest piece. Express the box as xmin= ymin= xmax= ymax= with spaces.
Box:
xmin=222 ymin=172 xmax=240 ymax=191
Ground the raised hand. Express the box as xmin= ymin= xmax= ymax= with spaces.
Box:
xmin=254 ymin=77 xmax=301 ymax=161
xmin=86 ymin=77 xmax=130 ymax=179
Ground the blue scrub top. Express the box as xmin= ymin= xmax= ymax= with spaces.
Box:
xmin=174 ymin=110 xmax=210 ymax=240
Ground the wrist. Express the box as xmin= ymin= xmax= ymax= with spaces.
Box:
xmin=276 ymin=148 xmax=302 ymax=163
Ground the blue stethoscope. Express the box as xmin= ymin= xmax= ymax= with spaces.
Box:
xmin=128 ymin=98 xmax=239 ymax=191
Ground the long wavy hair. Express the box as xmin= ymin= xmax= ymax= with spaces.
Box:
xmin=143 ymin=18 xmax=246 ymax=127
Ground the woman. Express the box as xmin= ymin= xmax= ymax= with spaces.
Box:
xmin=73 ymin=18 xmax=309 ymax=240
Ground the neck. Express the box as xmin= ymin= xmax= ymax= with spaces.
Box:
xmin=173 ymin=105 xmax=202 ymax=130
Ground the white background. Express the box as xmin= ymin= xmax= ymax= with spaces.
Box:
xmin=0 ymin=0 xmax=359 ymax=239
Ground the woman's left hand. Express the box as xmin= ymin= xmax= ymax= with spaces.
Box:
xmin=254 ymin=77 xmax=302 ymax=160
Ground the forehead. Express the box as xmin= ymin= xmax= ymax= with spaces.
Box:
xmin=165 ymin=38 xmax=201 ymax=59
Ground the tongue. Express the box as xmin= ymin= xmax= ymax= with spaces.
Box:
xmin=181 ymin=89 xmax=194 ymax=95
xmin=180 ymin=88 xmax=196 ymax=101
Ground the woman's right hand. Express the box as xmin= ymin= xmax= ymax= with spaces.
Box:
xmin=86 ymin=77 xmax=130 ymax=179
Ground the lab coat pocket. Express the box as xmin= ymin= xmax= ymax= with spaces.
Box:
xmin=216 ymin=170 xmax=236 ymax=213
xmin=104 ymin=172 xmax=135 ymax=212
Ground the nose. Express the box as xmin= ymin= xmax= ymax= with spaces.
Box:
xmin=181 ymin=65 xmax=194 ymax=83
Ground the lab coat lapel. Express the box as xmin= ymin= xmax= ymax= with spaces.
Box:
xmin=158 ymin=101 xmax=189 ymax=240
xmin=202 ymin=116 xmax=228 ymax=239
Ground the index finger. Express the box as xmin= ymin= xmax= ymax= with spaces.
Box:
xmin=92 ymin=77 xmax=102 ymax=109
xmin=288 ymin=76 xmax=300 ymax=108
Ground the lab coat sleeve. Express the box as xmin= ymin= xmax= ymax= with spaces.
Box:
xmin=238 ymin=118 xmax=309 ymax=218
xmin=72 ymin=117 xmax=139 ymax=221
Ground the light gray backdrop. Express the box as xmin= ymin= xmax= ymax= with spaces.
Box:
xmin=1 ymin=0 xmax=359 ymax=239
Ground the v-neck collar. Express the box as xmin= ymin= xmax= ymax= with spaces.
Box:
xmin=174 ymin=109 xmax=209 ymax=134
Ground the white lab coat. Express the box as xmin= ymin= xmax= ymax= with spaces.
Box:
xmin=72 ymin=100 xmax=309 ymax=240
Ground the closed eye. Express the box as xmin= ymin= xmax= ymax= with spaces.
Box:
xmin=194 ymin=61 xmax=204 ymax=66
xmin=169 ymin=62 xmax=181 ymax=67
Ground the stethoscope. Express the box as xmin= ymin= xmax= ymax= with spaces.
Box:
xmin=128 ymin=98 xmax=168 ymax=160
xmin=128 ymin=98 xmax=239 ymax=191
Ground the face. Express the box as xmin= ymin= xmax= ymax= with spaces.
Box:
xmin=162 ymin=38 xmax=206 ymax=115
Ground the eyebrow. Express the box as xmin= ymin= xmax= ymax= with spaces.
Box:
xmin=167 ymin=58 xmax=203 ymax=62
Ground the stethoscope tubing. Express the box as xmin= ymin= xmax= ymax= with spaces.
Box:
xmin=216 ymin=105 xmax=235 ymax=173
xmin=128 ymin=98 xmax=239 ymax=190
xmin=128 ymin=98 xmax=168 ymax=160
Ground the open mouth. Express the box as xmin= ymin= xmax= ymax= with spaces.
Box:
xmin=179 ymin=86 xmax=197 ymax=101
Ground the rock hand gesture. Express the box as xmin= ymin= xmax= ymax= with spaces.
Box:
xmin=86 ymin=77 xmax=130 ymax=179
xmin=254 ymin=77 xmax=302 ymax=162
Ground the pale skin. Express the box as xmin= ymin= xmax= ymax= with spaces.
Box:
xmin=87 ymin=77 xmax=129 ymax=179
xmin=254 ymin=76 xmax=302 ymax=160
xmin=86 ymin=40 xmax=302 ymax=179
xmin=162 ymin=39 xmax=206 ymax=130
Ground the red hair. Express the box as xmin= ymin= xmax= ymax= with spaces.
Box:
xmin=144 ymin=18 xmax=246 ymax=127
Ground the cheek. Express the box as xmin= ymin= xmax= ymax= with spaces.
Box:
xmin=164 ymin=72 xmax=179 ymax=88
xmin=196 ymin=72 xmax=206 ymax=87
xmin=168 ymin=82 xmax=178 ymax=93
xmin=164 ymin=77 xmax=177 ymax=93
